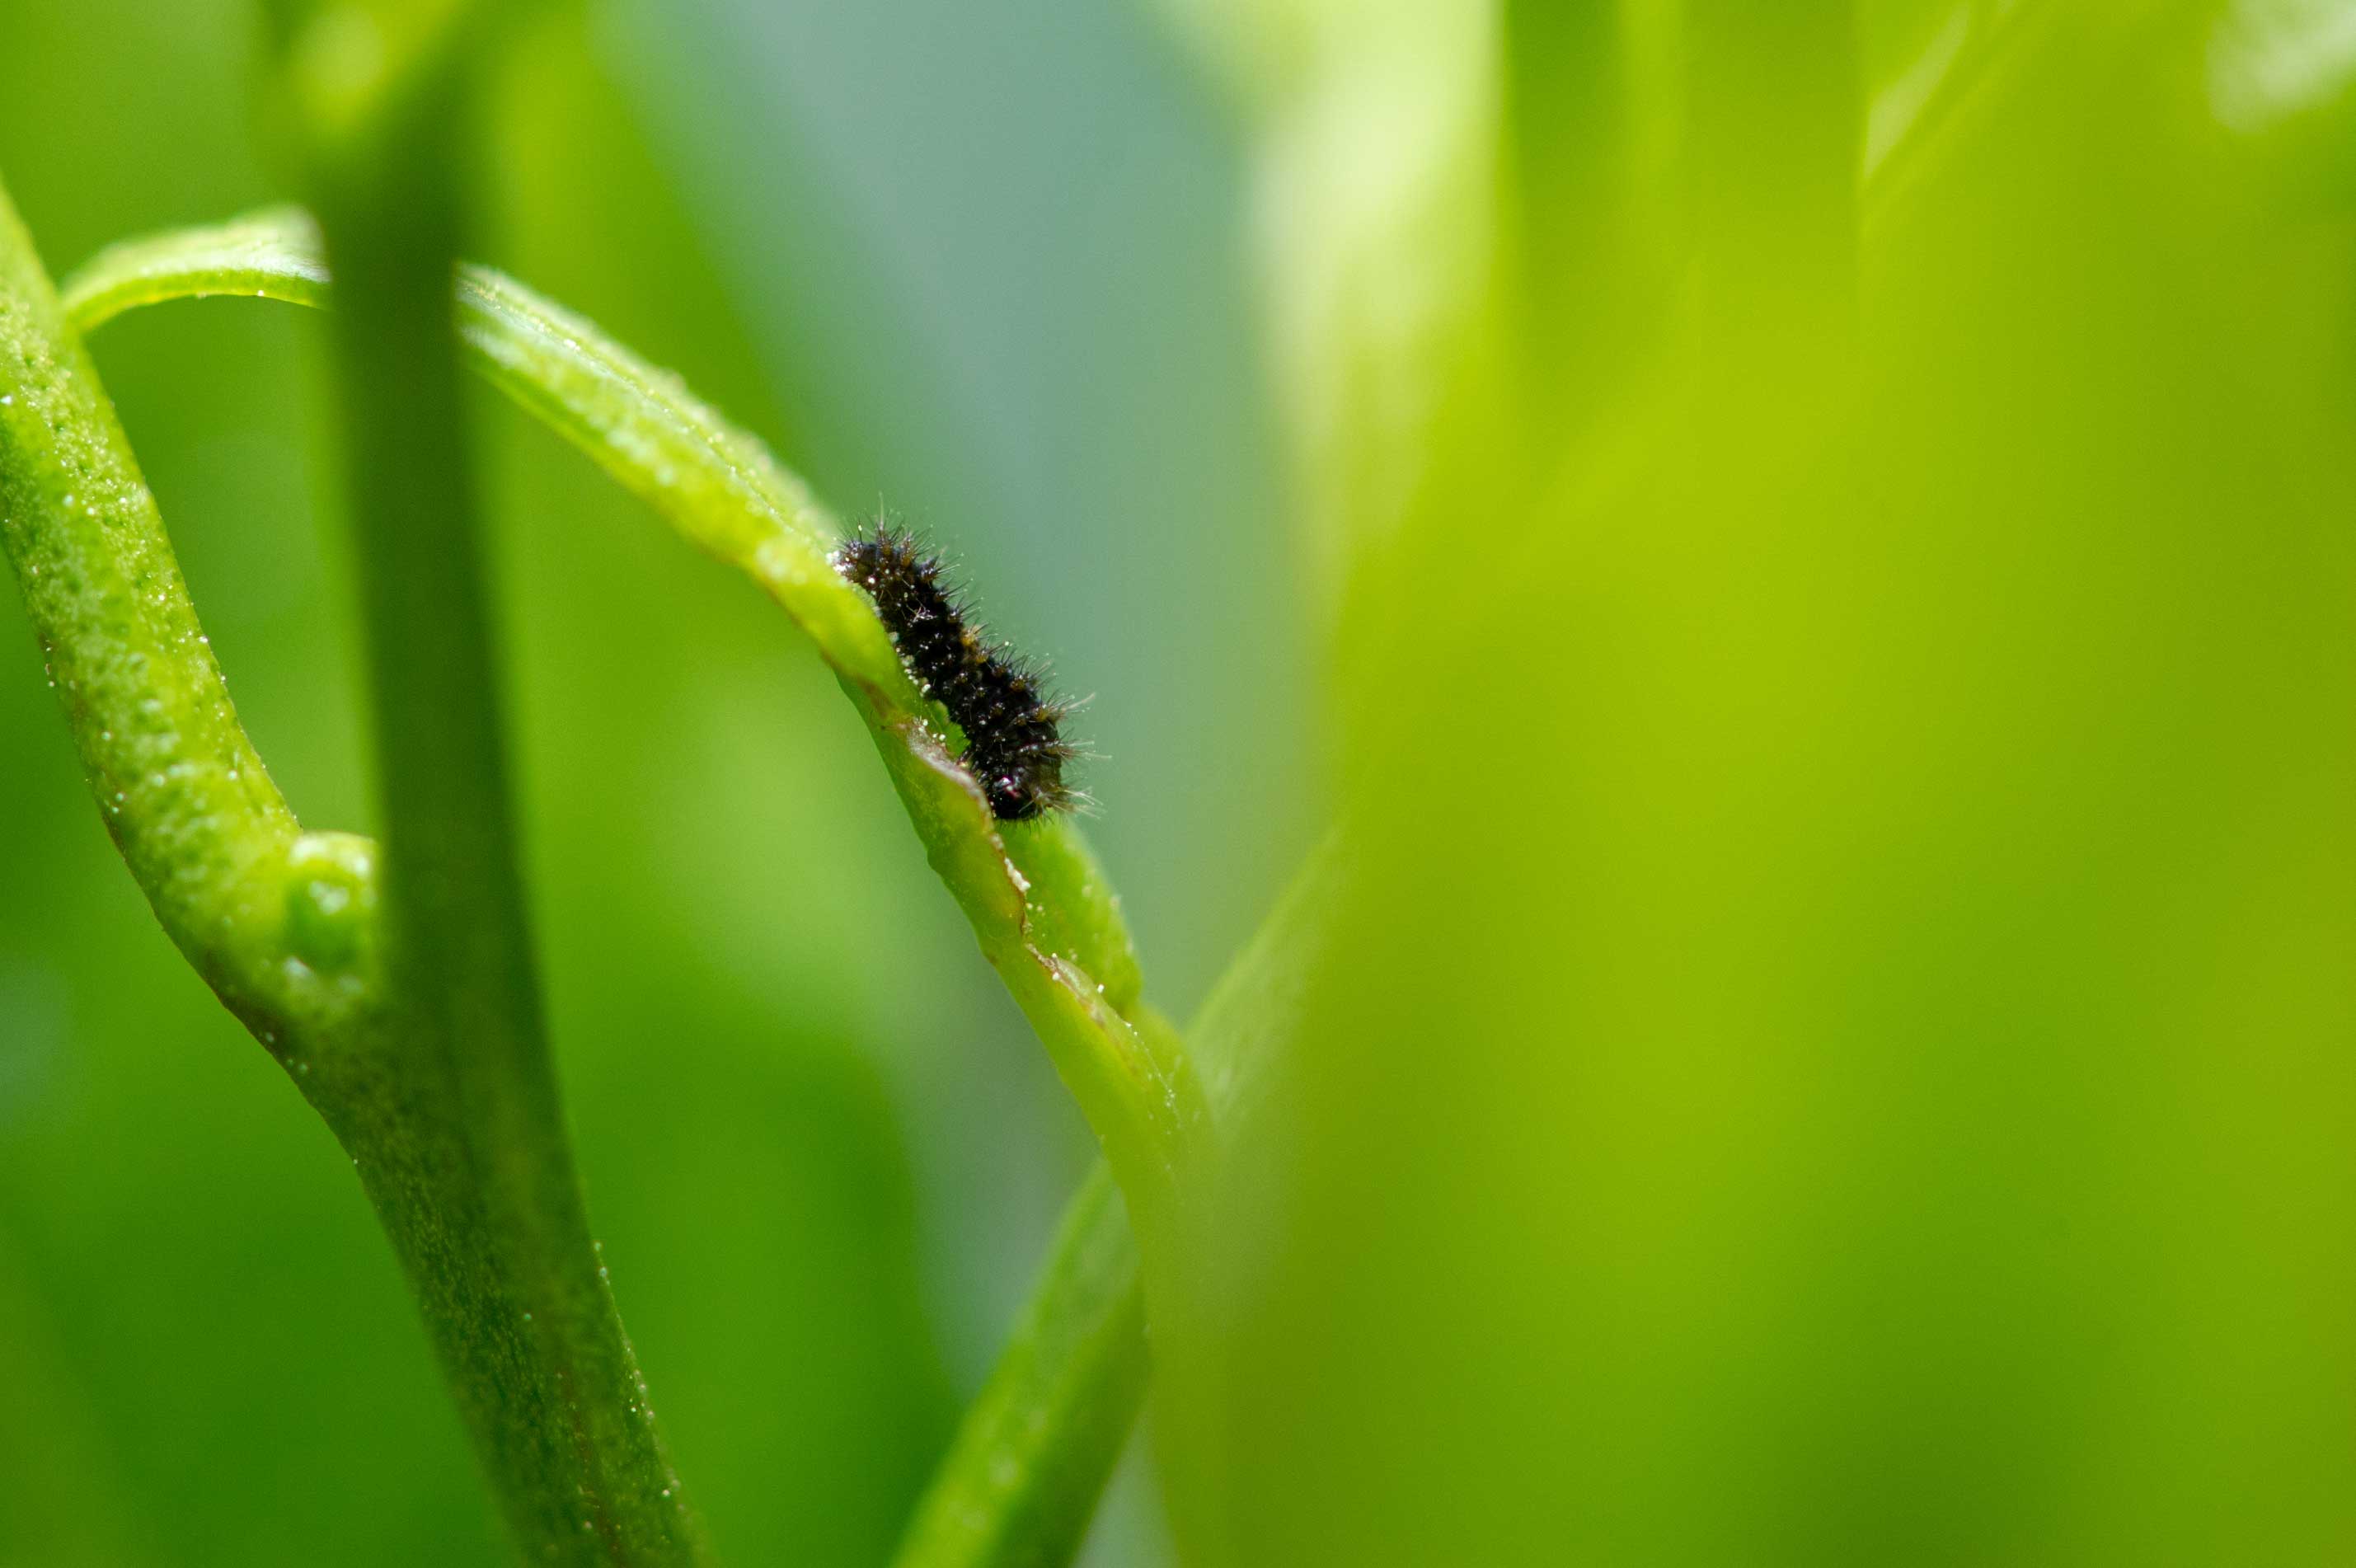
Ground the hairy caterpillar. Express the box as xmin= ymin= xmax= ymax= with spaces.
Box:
xmin=836 ymin=523 xmax=1077 ymax=821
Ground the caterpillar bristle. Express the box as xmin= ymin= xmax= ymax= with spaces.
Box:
xmin=835 ymin=519 xmax=1081 ymax=822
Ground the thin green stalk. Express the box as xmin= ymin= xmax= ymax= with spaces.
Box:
xmin=273 ymin=11 xmax=708 ymax=1563
xmin=892 ymin=1165 xmax=1147 ymax=1568
xmin=889 ymin=842 xmax=1340 ymax=1568
xmin=0 ymin=181 xmax=330 ymax=1040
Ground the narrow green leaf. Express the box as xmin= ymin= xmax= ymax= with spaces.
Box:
xmin=893 ymin=1164 xmax=1147 ymax=1568
xmin=892 ymin=838 xmax=1341 ymax=1568
xmin=0 ymin=183 xmax=328 ymax=1043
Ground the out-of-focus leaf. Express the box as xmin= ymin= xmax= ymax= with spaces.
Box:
xmin=1156 ymin=0 xmax=1499 ymax=608
xmin=1180 ymin=6 xmax=2356 ymax=1566
xmin=2207 ymin=0 xmax=2356 ymax=133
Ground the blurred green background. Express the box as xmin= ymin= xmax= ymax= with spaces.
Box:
xmin=9 ymin=2 xmax=2356 ymax=1566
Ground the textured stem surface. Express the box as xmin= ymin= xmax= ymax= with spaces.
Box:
xmin=287 ymin=16 xmax=710 ymax=1560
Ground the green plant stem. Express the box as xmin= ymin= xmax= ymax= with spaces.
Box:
xmin=889 ymin=842 xmax=1339 ymax=1568
xmin=892 ymin=1165 xmax=1147 ymax=1568
xmin=284 ymin=22 xmax=709 ymax=1566
xmin=0 ymin=181 xmax=307 ymax=1029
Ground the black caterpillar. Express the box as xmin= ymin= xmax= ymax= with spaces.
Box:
xmin=837 ymin=523 xmax=1077 ymax=821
